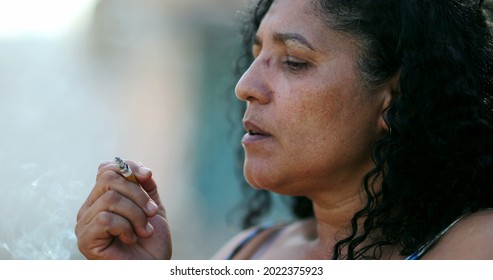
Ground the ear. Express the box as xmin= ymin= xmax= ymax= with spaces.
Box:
xmin=377 ymin=75 xmax=399 ymax=133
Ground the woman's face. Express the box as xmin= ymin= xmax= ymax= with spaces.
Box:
xmin=236 ymin=0 xmax=391 ymax=197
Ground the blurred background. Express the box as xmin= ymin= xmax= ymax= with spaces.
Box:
xmin=0 ymin=0 xmax=291 ymax=259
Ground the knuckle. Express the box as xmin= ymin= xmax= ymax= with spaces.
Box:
xmin=77 ymin=238 xmax=88 ymax=256
xmin=96 ymin=171 xmax=125 ymax=192
xmin=94 ymin=211 xmax=114 ymax=228
xmin=76 ymin=208 xmax=84 ymax=222
xmin=74 ymin=221 xmax=83 ymax=237
xmin=97 ymin=160 xmax=113 ymax=170
xmin=101 ymin=189 xmax=122 ymax=206
xmin=98 ymin=170 xmax=122 ymax=183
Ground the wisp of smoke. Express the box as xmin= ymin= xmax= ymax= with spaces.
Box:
xmin=0 ymin=162 xmax=88 ymax=259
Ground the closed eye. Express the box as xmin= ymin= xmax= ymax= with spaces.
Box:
xmin=284 ymin=58 xmax=310 ymax=72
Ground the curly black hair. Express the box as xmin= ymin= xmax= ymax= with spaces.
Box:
xmin=234 ymin=0 xmax=493 ymax=259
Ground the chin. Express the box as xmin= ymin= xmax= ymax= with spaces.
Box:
xmin=243 ymin=158 xmax=300 ymax=195
xmin=243 ymin=159 xmax=265 ymax=186
xmin=244 ymin=168 xmax=297 ymax=196
xmin=244 ymin=171 xmax=267 ymax=189
xmin=244 ymin=167 xmax=275 ymax=189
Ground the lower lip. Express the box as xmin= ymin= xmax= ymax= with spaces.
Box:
xmin=241 ymin=133 xmax=271 ymax=145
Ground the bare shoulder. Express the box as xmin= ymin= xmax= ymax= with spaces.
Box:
xmin=211 ymin=220 xmax=311 ymax=260
xmin=211 ymin=226 xmax=260 ymax=260
xmin=424 ymin=209 xmax=493 ymax=260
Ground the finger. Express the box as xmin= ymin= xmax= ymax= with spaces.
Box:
xmin=133 ymin=166 xmax=160 ymax=199
xmin=78 ymin=168 xmax=158 ymax=221
xmin=103 ymin=212 xmax=144 ymax=245
xmin=123 ymin=160 xmax=157 ymax=192
xmin=119 ymin=161 xmax=164 ymax=215
xmin=76 ymin=211 xmax=138 ymax=259
xmin=98 ymin=159 xmax=155 ymax=194
xmin=97 ymin=160 xmax=115 ymax=171
xmin=99 ymin=159 xmax=157 ymax=195
xmin=78 ymin=162 xmax=122 ymax=218
xmin=76 ymin=210 xmax=137 ymax=246
xmin=80 ymin=189 xmax=155 ymax=238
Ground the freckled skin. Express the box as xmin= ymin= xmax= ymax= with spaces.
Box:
xmin=236 ymin=0 xmax=391 ymax=200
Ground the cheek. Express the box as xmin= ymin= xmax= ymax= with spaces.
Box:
xmin=281 ymin=93 xmax=342 ymax=151
xmin=276 ymin=88 xmax=372 ymax=168
xmin=250 ymin=97 xmax=339 ymax=184
xmin=242 ymin=79 xmax=377 ymax=191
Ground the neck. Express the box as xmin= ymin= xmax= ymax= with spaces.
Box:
xmin=303 ymin=178 xmax=373 ymax=259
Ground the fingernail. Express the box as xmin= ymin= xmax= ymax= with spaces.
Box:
xmin=145 ymin=222 xmax=154 ymax=233
xmin=146 ymin=200 xmax=158 ymax=213
xmin=138 ymin=167 xmax=152 ymax=176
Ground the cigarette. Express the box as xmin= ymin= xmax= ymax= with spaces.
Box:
xmin=114 ymin=157 xmax=139 ymax=185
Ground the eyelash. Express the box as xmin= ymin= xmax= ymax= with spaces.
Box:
xmin=284 ymin=57 xmax=310 ymax=72
xmin=251 ymin=46 xmax=311 ymax=73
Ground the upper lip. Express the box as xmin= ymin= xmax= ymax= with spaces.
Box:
xmin=243 ymin=120 xmax=271 ymax=136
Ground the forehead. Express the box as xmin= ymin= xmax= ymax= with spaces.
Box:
xmin=257 ymin=0 xmax=356 ymax=55
xmin=259 ymin=0 xmax=316 ymax=33
xmin=270 ymin=0 xmax=314 ymax=16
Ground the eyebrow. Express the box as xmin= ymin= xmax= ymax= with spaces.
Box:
xmin=273 ymin=32 xmax=318 ymax=52
xmin=252 ymin=32 xmax=320 ymax=52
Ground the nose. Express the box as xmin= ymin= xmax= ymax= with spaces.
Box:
xmin=235 ymin=57 xmax=272 ymax=104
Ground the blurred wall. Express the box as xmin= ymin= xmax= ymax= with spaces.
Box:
xmin=0 ymin=0 xmax=291 ymax=260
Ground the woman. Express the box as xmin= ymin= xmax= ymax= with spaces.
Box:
xmin=75 ymin=0 xmax=493 ymax=259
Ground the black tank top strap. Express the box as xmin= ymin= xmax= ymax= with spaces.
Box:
xmin=405 ymin=214 xmax=467 ymax=260
xmin=225 ymin=222 xmax=279 ymax=260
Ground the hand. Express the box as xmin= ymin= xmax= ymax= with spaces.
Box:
xmin=75 ymin=160 xmax=172 ymax=259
